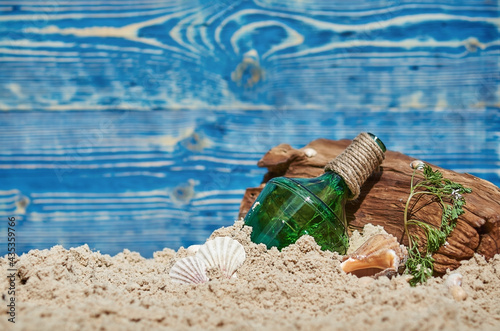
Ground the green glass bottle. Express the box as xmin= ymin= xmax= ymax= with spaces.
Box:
xmin=243 ymin=132 xmax=386 ymax=254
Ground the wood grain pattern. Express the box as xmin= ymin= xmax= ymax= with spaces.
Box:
xmin=0 ymin=0 xmax=498 ymax=110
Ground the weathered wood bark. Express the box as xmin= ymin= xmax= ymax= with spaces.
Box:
xmin=238 ymin=138 xmax=500 ymax=274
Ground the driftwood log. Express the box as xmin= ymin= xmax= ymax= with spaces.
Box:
xmin=238 ymin=138 xmax=500 ymax=274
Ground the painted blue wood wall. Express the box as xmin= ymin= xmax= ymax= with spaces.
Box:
xmin=0 ymin=0 xmax=499 ymax=257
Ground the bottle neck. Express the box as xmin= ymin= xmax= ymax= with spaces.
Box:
xmin=367 ymin=132 xmax=386 ymax=152
xmin=324 ymin=132 xmax=385 ymax=200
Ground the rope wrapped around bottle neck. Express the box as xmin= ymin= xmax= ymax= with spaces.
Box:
xmin=324 ymin=132 xmax=385 ymax=200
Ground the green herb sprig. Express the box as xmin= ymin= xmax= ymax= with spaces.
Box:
xmin=403 ymin=162 xmax=472 ymax=286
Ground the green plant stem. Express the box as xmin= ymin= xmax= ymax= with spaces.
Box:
xmin=402 ymin=163 xmax=471 ymax=286
xmin=404 ymin=191 xmax=441 ymax=251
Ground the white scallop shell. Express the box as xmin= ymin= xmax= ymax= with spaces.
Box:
xmin=195 ymin=237 xmax=246 ymax=279
xmin=169 ymin=256 xmax=209 ymax=285
xmin=186 ymin=244 xmax=201 ymax=255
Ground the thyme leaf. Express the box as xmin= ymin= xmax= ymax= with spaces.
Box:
xmin=403 ymin=163 xmax=472 ymax=286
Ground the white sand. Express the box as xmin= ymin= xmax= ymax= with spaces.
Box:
xmin=1 ymin=221 xmax=499 ymax=331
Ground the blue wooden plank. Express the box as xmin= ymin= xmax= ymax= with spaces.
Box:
xmin=0 ymin=0 xmax=498 ymax=110
xmin=0 ymin=109 xmax=499 ymax=257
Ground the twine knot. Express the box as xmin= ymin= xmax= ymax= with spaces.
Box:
xmin=324 ymin=132 xmax=385 ymax=200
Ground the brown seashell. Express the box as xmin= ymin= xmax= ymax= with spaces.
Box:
xmin=341 ymin=234 xmax=408 ymax=278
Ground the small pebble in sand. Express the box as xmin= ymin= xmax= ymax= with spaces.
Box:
xmin=445 ymin=273 xmax=468 ymax=301
xmin=449 ymin=285 xmax=468 ymax=301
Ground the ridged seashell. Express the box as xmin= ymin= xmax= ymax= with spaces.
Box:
xmin=195 ymin=237 xmax=246 ymax=279
xmin=186 ymin=244 xmax=201 ymax=255
xmin=169 ymin=256 xmax=209 ymax=285
xmin=341 ymin=234 xmax=408 ymax=278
